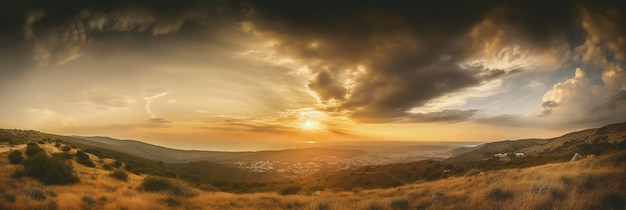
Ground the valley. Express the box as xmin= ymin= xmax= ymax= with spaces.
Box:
xmin=0 ymin=122 xmax=625 ymax=209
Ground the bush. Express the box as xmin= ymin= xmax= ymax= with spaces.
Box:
xmin=317 ymin=202 xmax=331 ymax=210
xmin=25 ymin=142 xmax=44 ymax=156
xmin=486 ymin=188 xmax=514 ymax=201
xmin=139 ymin=176 xmax=195 ymax=197
xmin=279 ymin=185 xmax=302 ymax=195
xmin=82 ymin=195 xmax=96 ymax=205
xmin=140 ymin=176 xmax=173 ymax=192
xmin=11 ymin=168 xmax=25 ymax=179
xmin=368 ymin=201 xmax=384 ymax=210
xmin=8 ymin=150 xmax=23 ymax=164
xmin=110 ymin=169 xmax=128 ymax=181
xmin=163 ymin=196 xmax=181 ymax=207
xmin=61 ymin=145 xmax=72 ymax=152
xmin=113 ymin=159 xmax=123 ymax=168
xmin=54 ymin=142 xmax=61 ymax=147
xmin=23 ymin=185 xmax=46 ymax=201
xmin=103 ymin=164 xmax=113 ymax=171
xmin=55 ymin=152 xmax=73 ymax=159
xmin=2 ymin=193 xmax=16 ymax=203
xmin=601 ymin=192 xmax=626 ymax=210
xmin=23 ymin=153 xmax=78 ymax=185
xmin=390 ymin=198 xmax=410 ymax=210
xmin=75 ymin=150 xmax=95 ymax=167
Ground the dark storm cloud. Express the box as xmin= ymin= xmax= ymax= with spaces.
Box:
xmin=3 ymin=0 xmax=626 ymax=126
xmin=307 ymin=71 xmax=347 ymax=101
xmin=242 ymin=1 xmax=616 ymax=122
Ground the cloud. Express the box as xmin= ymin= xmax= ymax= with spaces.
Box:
xmin=242 ymin=1 xmax=575 ymax=123
xmin=21 ymin=2 xmax=224 ymax=65
xmin=474 ymin=114 xmax=530 ymax=127
xmin=404 ymin=109 xmax=478 ymax=123
xmin=574 ymin=7 xmax=626 ymax=65
xmin=307 ymin=71 xmax=346 ymax=101
xmin=26 ymin=108 xmax=56 ymax=117
xmin=84 ymin=89 xmax=132 ymax=109
xmin=201 ymin=116 xmax=297 ymax=134
xmin=541 ymin=67 xmax=626 ymax=125
xmin=537 ymin=5 xmax=626 ymax=126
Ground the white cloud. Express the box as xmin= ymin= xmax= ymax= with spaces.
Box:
xmin=540 ymin=66 xmax=626 ymax=124
xmin=26 ymin=108 xmax=56 ymax=117
xmin=409 ymin=79 xmax=502 ymax=113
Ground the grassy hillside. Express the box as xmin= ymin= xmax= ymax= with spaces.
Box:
xmin=1 ymin=142 xmax=624 ymax=209
xmin=448 ymin=122 xmax=626 ymax=165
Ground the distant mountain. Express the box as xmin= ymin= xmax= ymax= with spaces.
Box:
xmin=73 ymin=136 xmax=366 ymax=163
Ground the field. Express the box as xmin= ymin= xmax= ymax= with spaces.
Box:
xmin=1 ymin=142 xmax=624 ymax=210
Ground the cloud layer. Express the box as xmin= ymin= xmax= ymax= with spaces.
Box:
xmin=0 ymin=1 xmax=625 ymax=144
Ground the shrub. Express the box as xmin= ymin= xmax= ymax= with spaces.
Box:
xmin=140 ymin=176 xmax=172 ymax=192
xmin=11 ymin=168 xmax=25 ymax=179
xmin=61 ymin=145 xmax=71 ymax=152
xmin=113 ymin=159 xmax=123 ymax=168
xmin=368 ymin=201 xmax=384 ymax=210
xmin=163 ymin=196 xmax=181 ymax=207
xmin=23 ymin=185 xmax=46 ymax=201
xmin=82 ymin=195 xmax=96 ymax=205
xmin=23 ymin=153 xmax=78 ymax=185
xmin=25 ymin=142 xmax=44 ymax=156
xmin=8 ymin=150 xmax=23 ymax=164
xmin=103 ymin=164 xmax=113 ymax=170
xmin=279 ymin=185 xmax=302 ymax=195
xmin=55 ymin=152 xmax=73 ymax=159
xmin=390 ymin=198 xmax=410 ymax=210
xmin=486 ymin=188 xmax=514 ymax=201
xmin=75 ymin=150 xmax=95 ymax=167
xmin=54 ymin=142 xmax=61 ymax=147
xmin=110 ymin=169 xmax=128 ymax=181
xmin=2 ymin=193 xmax=16 ymax=203
xmin=139 ymin=176 xmax=196 ymax=197
xmin=601 ymin=192 xmax=626 ymax=210
xmin=317 ymin=202 xmax=331 ymax=210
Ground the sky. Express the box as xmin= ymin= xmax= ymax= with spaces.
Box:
xmin=1 ymin=1 xmax=625 ymax=150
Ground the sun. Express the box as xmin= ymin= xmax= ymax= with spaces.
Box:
xmin=302 ymin=119 xmax=320 ymax=131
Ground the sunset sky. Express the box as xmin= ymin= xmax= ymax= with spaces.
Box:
xmin=1 ymin=1 xmax=625 ymax=150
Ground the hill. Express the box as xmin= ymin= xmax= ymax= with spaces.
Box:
xmin=74 ymin=136 xmax=366 ymax=164
xmin=1 ymin=141 xmax=624 ymax=209
xmin=447 ymin=122 xmax=626 ymax=164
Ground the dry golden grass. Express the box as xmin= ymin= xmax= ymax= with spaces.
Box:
xmin=1 ymin=145 xmax=624 ymax=210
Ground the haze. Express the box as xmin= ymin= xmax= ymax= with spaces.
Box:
xmin=1 ymin=1 xmax=625 ymax=150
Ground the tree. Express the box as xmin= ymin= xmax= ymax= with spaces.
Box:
xmin=25 ymin=142 xmax=44 ymax=156
xmin=8 ymin=150 xmax=23 ymax=164
xmin=23 ymin=153 xmax=78 ymax=185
